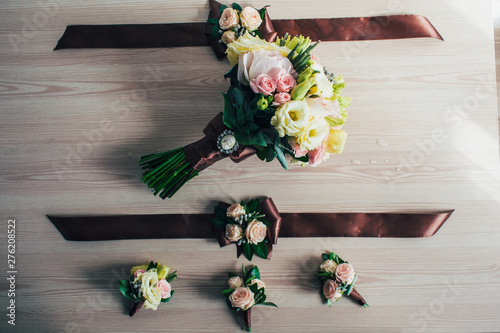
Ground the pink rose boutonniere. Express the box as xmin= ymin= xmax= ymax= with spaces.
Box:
xmin=119 ymin=261 xmax=177 ymax=316
xmin=316 ymin=252 xmax=368 ymax=307
xmin=223 ymin=264 xmax=277 ymax=332
xmin=213 ymin=199 xmax=272 ymax=260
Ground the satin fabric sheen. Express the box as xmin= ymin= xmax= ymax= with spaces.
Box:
xmin=47 ymin=197 xmax=453 ymax=241
xmin=54 ymin=0 xmax=443 ymax=56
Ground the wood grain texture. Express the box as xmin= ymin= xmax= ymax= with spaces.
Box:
xmin=1 ymin=0 xmax=500 ymax=332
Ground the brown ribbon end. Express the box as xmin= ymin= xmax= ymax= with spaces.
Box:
xmin=129 ymin=300 xmax=145 ymax=317
xmin=348 ymin=288 xmax=367 ymax=307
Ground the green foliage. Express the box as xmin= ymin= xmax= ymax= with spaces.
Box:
xmin=118 ymin=280 xmax=133 ymax=299
xmin=232 ymin=3 xmax=242 ymax=11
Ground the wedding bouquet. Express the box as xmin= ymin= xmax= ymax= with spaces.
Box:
xmin=140 ymin=3 xmax=350 ymax=199
xmin=118 ymin=261 xmax=177 ymax=316
xmin=222 ymin=264 xmax=277 ymax=331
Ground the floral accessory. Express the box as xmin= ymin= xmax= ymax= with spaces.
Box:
xmin=207 ymin=2 xmax=265 ymax=46
xmin=223 ymin=264 xmax=277 ymax=331
xmin=140 ymin=28 xmax=349 ymax=199
xmin=213 ymin=199 xmax=281 ymax=260
xmin=118 ymin=261 xmax=177 ymax=316
xmin=316 ymin=252 xmax=368 ymax=307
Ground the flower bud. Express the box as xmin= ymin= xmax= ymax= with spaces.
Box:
xmin=257 ymin=95 xmax=269 ymax=110
xmin=291 ymin=78 xmax=315 ymax=100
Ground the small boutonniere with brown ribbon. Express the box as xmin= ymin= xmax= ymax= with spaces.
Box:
xmin=118 ymin=261 xmax=177 ymax=316
xmin=213 ymin=199 xmax=281 ymax=260
xmin=222 ymin=264 xmax=277 ymax=331
xmin=316 ymin=252 xmax=368 ymax=307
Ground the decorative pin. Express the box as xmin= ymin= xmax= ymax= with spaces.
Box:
xmin=217 ymin=130 xmax=239 ymax=154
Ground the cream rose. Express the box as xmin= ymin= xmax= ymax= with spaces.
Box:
xmin=229 ymin=287 xmax=255 ymax=310
xmin=225 ymin=224 xmax=244 ymax=242
xmin=319 ymin=260 xmax=338 ymax=274
xmin=136 ymin=269 xmax=162 ymax=310
xmin=227 ymin=203 xmax=245 ymax=218
xmin=270 ymin=100 xmax=309 ymax=137
xmin=335 ymin=263 xmax=356 ymax=285
xmin=249 ymin=278 xmax=266 ymax=290
xmin=245 ymin=220 xmax=267 ymax=245
xmin=323 ymin=279 xmax=342 ymax=301
xmin=228 ymin=276 xmax=244 ymax=289
xmin=295 ymin=117 xmax=330 ymax=151
xmin=221 ymin=30 xmax=237 ymax=44
xmin=240 ymin=7 xmax=262 ymax=31
xmin=219 ymin=7 xmax=239 ymax=30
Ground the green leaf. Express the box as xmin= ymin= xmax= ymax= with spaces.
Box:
xmin=166 ymin=271 xmax=177 ymax=283
xmin=261 ymin=302 xmax=278 ymax=307
xmin=322 ymin=253 xmax=329 ymax=261
xmin=258 ymin=7 xmax=266 ymax=20
xmin=212 ymin=217 xmax=227 ymax=230
xmin=325 ymin=116 xmax=345 ymax=127
xmin=214 ymin=205 xmax=227 ymax=218
xmin=211 ymin=24 xmax=220 ymax=40
xmin=222 ymin=288 xmax=235 ymax=296
xmin=256 ymin=147 xmax=268 ymax=161
xmin=224 ymin=64 xmax=239 ymax=85
xmin=253 ymin=242 xmax=267 ymax=259
xmin=146 ymin=261 xmax=156 ymax=271
xmin=327 ymin=298 xmax=332 ymax=307
xmin=329 ymin=252 xmax=335 ymax=260
xmin=228 ymin=272 xmax=238 ymax=278
xmin=248 ymin=281 xmax=259 ymax=293
xmin=232 ymin=3 xmax=242 ymax=11
xmin=207 ymin=18 xmax=219 ymax=25
xmin=243 ymin=242 xmax=253 ymax=261
xmin=219 ymin=4 xmax=228 ymax=15
xmin=249 ymin=265 xmax=261 ymax=280
xmin=266 ymin=145 xmax=277 ymax=162
xmin=226 ymin=298 xmax=236 ymax=311
xmin=222 ymin=94 xmax=238 ymax=129
xmin=118 ymin=280 xmax=133 ymax=299
xmin=160 ymin=290 xmax=174 ymax=303
xmin=274 ymin=145 xmax=289 ymax=170
xmin=247 ymin=199 xmax=260 ymax=214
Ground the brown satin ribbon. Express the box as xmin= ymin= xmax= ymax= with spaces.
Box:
xmin=183 ymin=112 xmax=256 ymax=172
xmin=47 ymin=197 xmax=453 ymax=241
xmin=53 ymin=0 xmax=443 ymax=57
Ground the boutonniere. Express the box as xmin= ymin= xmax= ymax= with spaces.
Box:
xmin=316 ymin=252 xmax=368 ymax=307
xmin=207 ymin=2 xmax=266 ymax=45
xmin=213 ymin=199 xmax=280 ymax=260
xmin=223 ymin=264 xmax=277 ymax=331
xmin=118 ymin=261 xmax=177 ymax=316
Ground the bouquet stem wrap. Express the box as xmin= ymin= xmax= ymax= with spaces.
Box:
xmin=139 ymin=113 xmax=256 ymax=198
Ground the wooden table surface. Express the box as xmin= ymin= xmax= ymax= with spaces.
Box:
xmin=1 ymin=0 xmax=500 ymax=332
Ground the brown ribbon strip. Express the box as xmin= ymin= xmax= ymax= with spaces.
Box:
xmin=47 ymin=198 xmax=453 ymax=241
xmin=183 ymin=113 xmax=256 ymax=172
xmin=54 ymin=0 xmax=443 ymax=57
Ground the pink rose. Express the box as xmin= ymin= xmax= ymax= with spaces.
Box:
xmin=238 ymin=51 xmax=297 ymax=86
xmin=272 ymin=92 xmax=291 ymax=106
xmin=310 ymin=54 xmax=321 ymax=65
xmin=245 ymin=220 xmax=267 ymax=245
xmin=323 ymin=279 xmax=342 ymax=301
xmin=308 ymin=145 xmax=326 ymax=167
xmin=157 ymin=279 xmax=172 ymax=299
xmin=276 ymin=71 xmax=297 ymax=93
xmin=134 ymin=269 xmax=146 ymax=278
xmin=240 ymin=7 xmax=262 ymax=31
xmin=250 ymin=74 xmax=276 ymax=96
xmin=335 ymin=263 xmax=356 ymax=285
xmin=306 ymin=98 xmax=341 ymax=119
xmin=229 ymin=287 xmax=255 ymax=310
xmin=219 ymin=7 xmax=239 ymax=30
xmin=227 ymin=203 xmax=245 ymax=218
xmin=289 ymin=139 xmax=308 ymax=158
